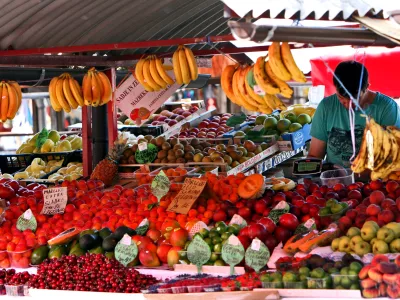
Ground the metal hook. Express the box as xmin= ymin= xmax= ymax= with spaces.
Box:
xmin=32 ymin=69 xmax=45 ymax=87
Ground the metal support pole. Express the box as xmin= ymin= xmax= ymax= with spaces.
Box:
xmin=82 ymin=106 xmax=92 ymax=177
xmin=92 ymin=105 xmax=108 ymax=168
xmin=106 ymin=68 xmax=117 ymax=149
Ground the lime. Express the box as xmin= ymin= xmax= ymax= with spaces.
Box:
xmin=228 ymin=224 xmax=240 ymax=235
xmin=221 ymin=232 xmax=232 ymax=241
xmin=199 ymin=228 xmax=209 ymax=238
xmin=285 ymin=113 xmax=297 ymax=123
xmin=297 ymin=113 xmax=311 ymax=125
xmin=289 ymin=123 xmax=302 ymax=133
xmin=213 ymin=243 xmax=222 ymax=253
xmin=214 ymin=260 xmax=225 ymax=266
xmin=277 ymin=119 xmax=291 ymax=133
xmin=264 ymin=117 xmax=278 ymax=130
xmin=212 ymin=237 xmax=222 ymax=245
xmin=209 ymin=252 xmax=219 ymax=262
xmin=209 ymin=230 xmax=219 ymax=239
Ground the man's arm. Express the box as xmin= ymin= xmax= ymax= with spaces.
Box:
xmin=308 ymin=137 xmax=327 ymax=159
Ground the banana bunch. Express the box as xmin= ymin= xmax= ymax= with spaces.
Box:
xmin=82 ymin=68 xmax=112 ymax=107
xmin=135 ymin=55 xmax=176 ymax=92
xmin=172 ymin=45 xmax=198 ymax=85
xmin=352 ymin=119 xmax=400 ymax=180
xmin=221 ymin=63 xmax=285 ymax=113
xmin=48 ymin=162 xmax=83 ymax=181
xmin=49 ymin=73 xmax=83 ymax=113
xmin=0 ymin=81 xmax=22 ymax=122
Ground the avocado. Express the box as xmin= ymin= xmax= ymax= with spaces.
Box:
xmin=79 ymin=234 xmax=97 ymax=250
xmin=93 ymin=234 xmax=103 ymax=247
xmin=69 ymin=248 xmax=85 ymax=257
xmin=113 ymin=226 xmax=136 ymax=240
xmin=88 ymin=246 xmax=104 ymax=254
xmin=105 ymin=252 xmax=115 ymax=259
xmin=79 ymin=229 xmax=96 ymax=237
xmin=31 ymin=246 xmax=49 ymax=265
xmin=98 ymin=227 xmax=112 ymax=239
xmin=102 ymin=236 xmax=118 ymax=252
xmin=48 ymin=245 xmax=68 ymax=259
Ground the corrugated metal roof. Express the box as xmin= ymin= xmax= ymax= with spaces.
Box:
xmin=222 ymin=0 xmax=392 ymax=20
xmin=0 ymin=0 xmax=233 ymax=55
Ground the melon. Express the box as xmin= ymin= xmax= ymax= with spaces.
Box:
xmin=48 ymin=227 xmax=81 ymax=246
xmin=238 ymin=174 xmax=266 ymax=199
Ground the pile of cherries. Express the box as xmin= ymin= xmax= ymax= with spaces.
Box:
xmin=0 ymin=269 xmax=31 ymax=286
xmin=28 ymin=254 xmax=158 ymax=293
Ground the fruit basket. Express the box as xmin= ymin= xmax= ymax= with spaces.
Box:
xmin=261 ymin=281 xmax=284 ymax=289
xmin=307 ymin=276 xmax=332 ymax=289
xmin=7 ymin=249 xmax=33 ymax=268
xmin=283 ymin=281 xmax=307 ymax=289
xmin=0 ymin=153 xmax=33 ymax=174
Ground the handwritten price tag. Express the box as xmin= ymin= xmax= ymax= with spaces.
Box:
xmin=151 ymin=170 xmax=170 ymax=202
xmin=222 ymin=235 xmax=245 ymax=275
xmin=167 ymin=178 xmax=207 ymax=214
xmin=245 ymin=238 xmax=270 ymax=273
xmin=41 ymin=187 xmax=68 ymax=215
xmin=229 ymin=214 xmax=247 ymax=229
xmin=187 ymin=235 xmax=211 ymax=273
xmin=138 ymin=142 xmax=148 ymax=151
xmin=115 ymin=234 xmax=138 ymax=267
xmin=17 ymin=209 xmax=37 ymax=232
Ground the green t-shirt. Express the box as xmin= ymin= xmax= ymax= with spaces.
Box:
xmin=310 ymin=92 xmax=400 ymax=167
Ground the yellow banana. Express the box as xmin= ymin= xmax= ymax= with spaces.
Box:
xmin=244 ymin=67 xmax=266 ymax=105
xmin=8 ymin=81 xmax=22 ymax=109
xmin=351 ymin=129 xmax=367 ymax=173
xmin=143 ymin=59 xmax=162 ymax=91
xmin=93 ymin=72 xmax=104 ymax=104
xmin=56 ymin=75 xmax=71 ymax=112
xmin=69 ymin=77 xmax=84 ymax=107
xmin=90 ymin=71 xmax=101 ymax=107
xmin=62 ymin=74 xmax=79 ymax=109
xmin=264 ymin=94 xmax=286 ymax=111
xmin=254 ymin=56 xmax=280 ymax=95
xmin=82 ymin=72 xmax=92 ymax=106
xmin=178 ymin=48 xmax=191 ymax=84
xmin=281 ymin=42 xmax=307 ymax=83
xmin=49 ymin=77 xmax=62 ymax=112
xmin=163 ymin=65 xmax=173 ymax=71
xmin=149 ymin=56 xmax=167 ymax=89
xmin=6 ymin=83 xmax=18 ymax=119
xmin=238 ymin=66 xmax=259 ymax=107
xmin=232 ymin=68 xmax=257 ymax=112
xmin=221 ymin=64 xmax=240 ymax=105
xmin=268 ymin=42 xmax=291 ymax=81
xmin=172 ymin=47 xmax=183 ymax=85
xmin=155 ymin=58 xmax=174 ymax=85
xmin=183 ymin=46 xmax=198 ymax=81
xmin=0 ymin=82 xmax=9 ymax=122
xmin=135 ymin=58 xmax=154 ymax=92
xmin=265 ymin=61 xmax=293 ymax=98
xmin=96 ymin=71 xmax=112 ymax=105
xmin=259 ymin=105 xmax=273 ymax=114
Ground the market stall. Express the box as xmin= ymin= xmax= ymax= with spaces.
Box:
xmin=0 ymin=0 xmax=398 ymax=299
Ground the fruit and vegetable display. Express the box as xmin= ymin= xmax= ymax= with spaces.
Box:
xmin=49 ymin=68 xmax=111 ymax=113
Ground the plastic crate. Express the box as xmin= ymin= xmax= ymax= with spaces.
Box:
xmin=0 ymin=153 xmax=33 ymax=174
xmin=120 ymin=125 xmax=164 ymax=137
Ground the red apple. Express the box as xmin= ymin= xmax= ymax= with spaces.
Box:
xmin=254 ymin=199 xmax=268 ymax=215
xmin=366 ymin=204 xmax=381 ymax=216
xmin=348 ymin=190 xmax=362 ymax=201
xmin=278 ymin=213 xmax=299 ymax=231
xmin=156 ymin=243 xmax=172 ymax=263
xmin=258 ymin=217 xmax=276 ymax=234
xmin=370 ymin=190 xmax=385 ymax=205
xmin=346 ymin=209 xmax=358 ymax=219
xmin=238 ymin=235 xmax=251 ymax=249
xmin=238 ymin=207 xmax=252 ymax=220
xmin=264 ymin=234 xmax=279 ymax=253
xmin=238 ymin=226 xmax=249 ymax=237
xmin=248 ymin=223 xmax=268 ymax=240
xmin=378 ymin=210 xmax=395 ymax=224
xmin=381 ymin=198 xmax=395 ymax=210
xmin=274 ymin=226 xmax=292 ymax=243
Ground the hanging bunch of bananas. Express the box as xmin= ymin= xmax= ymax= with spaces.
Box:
xmin=0 ymin=81 xmax=22 ymax=122
xmin=135 ymin=55 xmax=175 ymax=92
xmin=49 ymin=73 xmax=84 ymax=113
xmin=352 ymin=119 xmax=400 ymax=180
xmin=82 ymin=68 xmax=112 ymax=107
xmin=221 ymin=42 xmax=307 ymax=113
xmin=172 ymin=45 xmax=198 ymax=85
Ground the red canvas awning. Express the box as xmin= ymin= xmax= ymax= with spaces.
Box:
xmin=310 ymin=47 xmax=400 ymax=98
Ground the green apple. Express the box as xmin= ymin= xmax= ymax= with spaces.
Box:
xmin=341 ymin=276 xmax=352 ymax=289
xmin=353 ymin=241 xmax=371 ymax=257
xmin=299 ymin=267 xmax=310 ymax=276
xmin=349 ymin=261 xmax=363 ymax=273
xmin=361 ymin=226 xmax=377 ymax=242
xmin=340 ymin=267 xmax=349 ymax=275
xmin=373 ymin=240 xmax=389 ymax=254
xmin=347 ymin=227 xmax=361 ymax=238
xmin=326 ymin=199 xmax=338 ymax=208
xmin=271 ymin=272 xmax=282 ymax=281
xmin=331 ymin=203 xmax=344 ymax=214
xmin=384 ymin=222 xmax=400 ymax=238
xmin=389 ymin=238 xmax=400 ymax=253
xmin=331 ymin=238 xmax=340 ymax=251
xmin=283 ymin=271 xmax=298 ymax=283
xmin=363 ymin=221 xmax=379 ymax=231
xmin=377 ymin=228 xmax=395 ymax=243
xmin=370 ymin=238 xmax=378 ymax=247
xmin=260 ymin=273 xmax=272 ymax=282
xmin=350 ymin=236 xmax=363 ymax=250
xmin=338 ymin=236 xmax=351 ymax=253
xmin=328 ymin=268 xmax=340 ymax=274
xmin=310 ymin=267 xmax=325 ymax=279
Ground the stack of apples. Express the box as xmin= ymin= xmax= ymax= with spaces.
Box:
xmin=151 ymin=106 xmax=199 ymax=127
xmin=179 ymin=114 xmax=233 ymax=139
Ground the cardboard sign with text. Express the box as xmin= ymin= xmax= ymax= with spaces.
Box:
xmin=115 ymin=72 xmax=181 ymax=122
xmin=167 ymin=178 xmax=207 ymax=214
xmin=41 ymin=187 xmax=68 ymax=215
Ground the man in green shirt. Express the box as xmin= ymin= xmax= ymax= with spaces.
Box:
xmin=309 ymin=61 xmax=400 ymax=168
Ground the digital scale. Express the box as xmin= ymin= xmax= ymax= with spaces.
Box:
xmin=292 ymin=158 xmax=323 ymax=177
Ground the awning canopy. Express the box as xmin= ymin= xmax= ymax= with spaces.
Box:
xmin=310 ymin=47 xmax=400 ymax=98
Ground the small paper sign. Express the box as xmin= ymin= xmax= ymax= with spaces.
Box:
xmin=138 ymin=142 xmax=148 ymax=151
xmin=245 ymin=238 xmax=270 ymax=273
xmin=151 ymin=170 xmax=170 ymax=202
xmin=167 ymin=178 xmax=207 ymax=214
xmin=135 ymin=143 xmax=158 ymax=164
xmin=222 ymin=235 xmax=245 ymax=275
xmin=115 ymin=234 xmax=138 ymax=267
xmin=41 ymin=187 xmax=68 ymax=215
xmin=226 ymin=112 xmax=246 ymax=127
xmin=136 ymin=218 xmax=149 ymax=236
xmin=229 ymin=214 xmax=247 ymax=229
xmin=16 ymin=209 xmax=37 ymax=232
xmin=187 ymin=235 xmax=211 ymax=273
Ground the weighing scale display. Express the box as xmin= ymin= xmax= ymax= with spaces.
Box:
xmin=293 ymin=158 xmax=323 ymax=176
xmin=298 ymin=161 xmax=320 ymax=172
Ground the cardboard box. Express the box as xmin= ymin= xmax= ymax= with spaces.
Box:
xmin=278 ymin=123 xmax=311 ymax=151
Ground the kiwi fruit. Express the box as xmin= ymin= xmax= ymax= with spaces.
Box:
xmin=176 ymin=158 xmax=186 ymax=163
xmin=173 ymin=143 xmax=184 ymax=151
xmin=180 ymin=140 xmax=188 ymax=146
xmin=162 ymin=142 xmax=171 ymax=151
xmin=161 ymin=158 xmax=169 ymax=164
xmin=157 ymin=150 xmax=167 ymax=159
xmin=184 ymin=145 xmax=195 ymax=153
xmin=191 ymin=138 xmax=200 ymax=146
xmin=170 ymin=138 xmax=179 ymax=146
xmin=144 ymin=135 xmax=153 ymax=142
xmin=150 ymin=138 xmax=157 ymax=146
xmin=168 ymin=149 xmax=175 ymax=156
xmin=184 ymin=152 xmax=194 ymax=161
xmin=168 ymin=158 xmax=176 ymax=163
xmin=155 ymin=136 xmax=166 ymax=147
xmin=153 ymin=158 xmax=161 ymax=163
xmin=175 ymin=149 xmax=184 ymax=158
xmin=167 ymin=154 xmax=176 ymax=161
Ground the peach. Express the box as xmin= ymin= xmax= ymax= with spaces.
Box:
xmin=156 ymin=243 xmax=172 ymax=264
xmin=370 ymin=190 xmax=385 ymax=205
xmin=387 ymin=285 xmax=400 ymax=299
xmin=377 ymin=262 xmax=398 ymax=274
xmin=386 ymin=180 xmax=399 ymax=193
xmin=383 ymin=274 xmax=400 ymax=285
xmin=371 ymin=254 xmax=390 ymax=266
xmin=381 ymin=198 xmax=396 ymax=210
xmin=379 ymin=283 xmax=387 ymax=297
xmin=366 ymin=204 xmax=381 ymax=216
xmin=359 ymin=265 xmax=373 ymax=280
xmin=377 ymin=210 xmax=395 ymax=224
xmin=368 ymin=267 xmax=383 ymax=283
xmin=139 ymin=249 xmax=160 ymax=267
